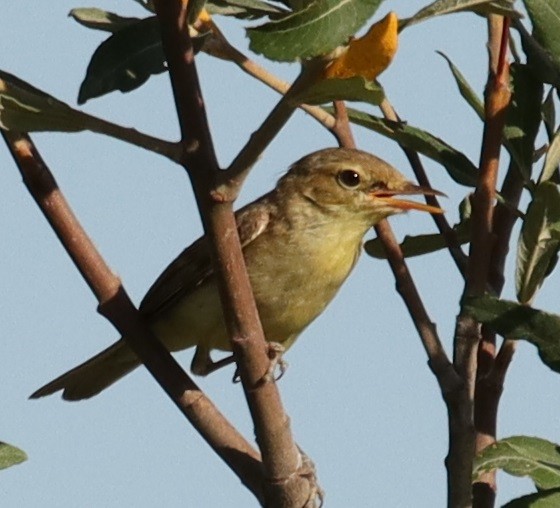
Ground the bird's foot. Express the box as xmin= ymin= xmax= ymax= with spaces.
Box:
xmin=264 ymin=342 xmax=288 ymax=382
xmin=231 ymin=342 xmax=287 ymax=384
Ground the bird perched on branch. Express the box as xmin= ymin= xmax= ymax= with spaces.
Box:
xmin=31 ymin=147 xmax=443 ymax=400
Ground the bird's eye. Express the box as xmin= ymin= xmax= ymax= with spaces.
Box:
xmin=337 ymin=169 xmax=361 ymax=189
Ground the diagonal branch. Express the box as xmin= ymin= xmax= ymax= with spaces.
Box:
xmin=1 ymin=130 xmax=263 ymax=499
xmin=378 ymin=98 xmax=468 ymax=276
xmin=329 ymin=102 xmax=457 ymax=391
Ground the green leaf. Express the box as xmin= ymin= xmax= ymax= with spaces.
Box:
xmin=206 ymin=0 xmax=286 ymax=19
xmin=247 ymin=0 xmax=383 ymax=62
xmin=364 ymin=219 xmax=470 ymax=258
xmin=365 ymin=195 xmax=471 ymax=258
xmin=503 ymin=489 xmax=560 ymax=508
xmin=542 ymin=87 xmax=556 ymax=140
xmin=516 ymin=182 xmax=560 ymax=303
xmin=463 ymin=295 xmax=560 ymax=372
xmin=540 ymin=128 xmax=560 ymax=183
xmin=524 ymin=0 xmax=560 ymax=63
xmin=78 ymin=16 xmax=166 ymax=104
xmin=439 ymin=56 xmax=543 ymax=180
xmin=0 ymin=442 xmax=27 ymax=470
xmin=343 ymin=107 xmax=478 ymax=186
xmin=504 ymin=64 xmax=544 ymax=181
xmin=69 ymin=8 xmax=141 ymax=33
xmin=437 ymin=51 xmax=484 ymax=120
xmin=0 ymin=70 xmax=91 ymax=132
xmin=517 ymin=2 xmax=560 ymax=88
xmin=474 ymin=436 xmax=560 ymax=490
xmin=295 ymin=76 xmax=384 ymax=105
xmin=400 ymin=0 xmax=518 ymax=30
xmin=0 ymin=70 xmax=178 ymax=159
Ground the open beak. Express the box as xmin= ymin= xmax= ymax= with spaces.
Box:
xmin=370 ymin=183 xmax=445 ymax=214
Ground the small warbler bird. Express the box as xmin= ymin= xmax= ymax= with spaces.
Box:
xmin=31 ymin=148 xmax=442 ymax=400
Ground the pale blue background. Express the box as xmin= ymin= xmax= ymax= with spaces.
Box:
xmin=2 ymin=1 xmax=559 ymax=506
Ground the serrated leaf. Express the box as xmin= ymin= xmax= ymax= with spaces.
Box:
xmin=400 ymin=0 xmax=517 ymax=30
xmin=504 ymin=64 xmax=543 ymax=181
xmin=540 ymin=128 xmax=560 ymax=183
xmin=516 ymin=181 xmax=560 ymax=303
xmin=78 ymin=16 xmax=166 ymax=104
xmin=438 ymin=51 xmax=484 ymax=120
xmin=474 ymin=436 xmax=560 ymax=490
xmin=503 ymin=489 xmax=560 ymax=508
xmin=343 ymin=107 xmax=478 ymax=186
xmin=0 ymin=442 xmax=27 ymax=470
xmin=247 ymin=0 xmax=383 ymax=62
xmin=0 ymin=70 xmax=91 ymax=132
xmin=69 ymin=8 xmax=141 ymax=33
xmin=206 ymin=0 xmax=286 ymax=19
xmin=463 ymin=295 xmax=560 ymax=372
xmin=296 ymin=76 xmax=384 ymax=104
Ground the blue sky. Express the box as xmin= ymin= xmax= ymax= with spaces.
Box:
xmin=2 ymin=1 xmax=559 ymax=506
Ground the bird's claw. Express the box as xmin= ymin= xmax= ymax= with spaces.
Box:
xmin=264 ymin=342 xmax=287 ymax=382
xmin=231 ymin=342 xmax=287 ymax=384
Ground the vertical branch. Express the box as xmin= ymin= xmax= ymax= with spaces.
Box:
xmin=449 ymin=15 xmax=511 ymax=508
xmin=152 ymin=2 xmax=314 ymax=506
xmin=473 ymin=17 xmax=518 ymax=505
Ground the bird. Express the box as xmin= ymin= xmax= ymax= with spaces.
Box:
xmin=31 ymin=147 xmax=443 ymax=400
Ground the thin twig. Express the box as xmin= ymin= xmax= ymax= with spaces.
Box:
xmin=332 ymin=101 xmax=356 ymax=146
xmin=329 ymin=104 xmax=457 ymax=392
xmin=204 ymin=21 xmax=335 ymax=131
xmin=1 ymin=130 xmax=264 ymax=499
xmin=379 ymin=98 xmax=468 ymax=276
xmin=153 ymin=2 xmax=314 ymax=506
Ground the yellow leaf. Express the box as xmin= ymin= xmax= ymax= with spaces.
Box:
xmin=324 ymin=12 xmax=398 ymax=81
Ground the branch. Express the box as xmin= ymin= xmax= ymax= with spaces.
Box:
xmin=378 ymin=98 xmax=468 ymax=276
xmin=1 ymin=130 xmax=263 ymax=499
xmin=204 ymin=20 xmax=335 ymax=131
xmin=329 ymin=103 xmax=457 ymax=394
xmin=451 ymin=15 xmax=511 ymax=508
xmin=152 ymin=2 xmax=314 ymax=506
xmin=473 ymin=17 xmax=517 ymax=506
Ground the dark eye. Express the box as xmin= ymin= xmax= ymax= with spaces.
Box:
xmin=337 ymin=169 xmax=361 ymax=189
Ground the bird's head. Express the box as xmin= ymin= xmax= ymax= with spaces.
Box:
xmin=276 ymin=148 xmax=443 ymax=227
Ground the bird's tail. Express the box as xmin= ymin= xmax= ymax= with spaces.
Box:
xmin=30 ymin=340 xmax=139 ymax=401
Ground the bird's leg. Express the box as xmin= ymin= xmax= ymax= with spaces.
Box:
xmin=190 ymin=345 xmax=236 ymax=376
xmin=191 ymin=343 xmax=287 ymax=382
